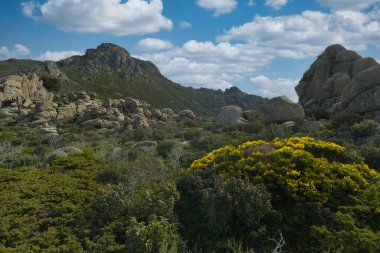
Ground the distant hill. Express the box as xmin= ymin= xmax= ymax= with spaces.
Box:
xmin=0 ymin=43 xmax=267 ymax=115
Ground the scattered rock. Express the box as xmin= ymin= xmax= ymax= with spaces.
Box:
xmin=161 ymin=108 xmax=174 ymax=116
xmin=36 ymin=124 xmax=59 ymax=136
xmin=131 ymin=114 xmax=150 ymax=129
xmin=281 ymin=121 xmax=296 ymax=130
xmin=76 ymin=106 xmax=124 ymax=129
xmin=216 ymin=105 xmax=247 ymax=127
xmin=45 ymin=146 xmax=84 ymax=162
xmin=179 ymin=110 xmax=196 ymax=120
xmin=32 ymin=101 xmax=58 ymax=124
xmin=257 ymin=96 xmax=305 ymax=123
xmin=300 ymin=120 xmax=327 ymax=134
xmin=57 ymin=103 xmax=77 ymax=120
xmin=243 ymin=110 xmax=261 ymax=121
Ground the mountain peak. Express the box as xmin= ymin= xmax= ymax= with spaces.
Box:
xmin=58 ymin=42 xmax=138 ymax=75
xmin=86 ymin=43 xmax=131 ymax=58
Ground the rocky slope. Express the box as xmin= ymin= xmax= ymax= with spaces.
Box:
xmin=0 ymin=73 xmax=204 ymax=137
xmin=0 ymin=43 xmax=267 ymax=116
xmin=296 ymin=44 xmax=380 ymax=122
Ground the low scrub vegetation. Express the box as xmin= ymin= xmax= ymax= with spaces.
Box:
xmin=0 ymin=113 xmax=379 ymax=252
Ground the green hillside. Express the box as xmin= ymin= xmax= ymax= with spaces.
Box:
xmin=0 ymin=43 xmax=267 ymax=115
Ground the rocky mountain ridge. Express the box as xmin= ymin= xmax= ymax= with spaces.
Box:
xmin=1 ymin=43 xmax=379 ymax=139
xmin=0 ymin=43 xmax=267 ymax=115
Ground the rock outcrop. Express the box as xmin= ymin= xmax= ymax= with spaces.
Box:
xmin=295 ymin=44 xmax=379 ymax=121
xmin=0 ymin=74 xmax=53 ymax=107
xmin=0 ymin=75 xmax=196 ymax=133
xmin=216 ymin=105 xmax=247 ymax=127
xmin=257 ymin=96 xmax=305 ymax=123
xmin=179 ymin=110 xmax=196 ymax=122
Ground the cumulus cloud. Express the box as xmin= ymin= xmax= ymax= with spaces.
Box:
xmin=135 ymin=40 xmax=274 ymax=91
xmin=247 ymin=0 xmax=255 ymax=7
xmin=179 ymin=21 xmax=192 ymax=29
xmin=218 ymin=10 xmax=380 ymax=58
xmin=0 ymin=44 xmax=30 ymax=59
xmin=21 ymin=0 xmax=173 ymax=36
xmin=250 ymin=75 xmax=297 ymax=100
xmin=136 ymin=38 xmax=173 ymax=51
xmin=315 ymin=0 xmax=380 ymax=11
xmin=265 ymin=0 xmax=288 ymax=10
xmin=196 ymin=0 xmax=238 ymax=16
xmin=37 ymin=50 xmax=82 ymax=61
xmin=135 ymin=8 xmax=380 ymax=97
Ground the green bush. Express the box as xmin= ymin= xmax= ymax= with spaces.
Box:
xmin=332 ymin=112 xmax=364 ymax=127
xmin=189 ymin=137 xmax=379 ymax=252
xmin=177 ymin=169 xmax=271 ymax=250
xmin=257 ymin=123 xmax=293 ymax=140
xmin=157 ymin=140 xmax=177 ymax=158
xmin=41 ymin=76 xmax=61 ymax=92
xmin=360 ymin=144 xmax=380 ymax=171
xmin=351 ymin=119 xmax=377 ymax=137
xmin=126 ymin=216 xmax=184 ymax=253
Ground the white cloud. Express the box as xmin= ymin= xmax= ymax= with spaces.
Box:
xmin=196 ymin=0 xmax=238 ymax=16
xmin=21 ymin=1 xmax=39 ymax=18
xmin=265 ymin=0 xmax=288 ymax=10
xmin=315 ymin=0 xmax=380 ymax=11
xmin=21 ymin=0 xmax=173 ymax=36
xmin=247 ymin=0 xmax=255 ymax=7
xmin=135 ymin=9 xmax=380 ymax=98
xmin=250 ymin=75 xmax=297 ymax=100
xmin=0 ymin=44 xmax=30 ymax=59
xmin=179 ymin=21 xmax=192 ymax=29
xmin=135 ymin=40 xmax=274 ymax=91
xmin=218 ymin=10 xmax=380 ymax=58
xmin=37 ymin=50 xmax=82 ymax=61
xmin=136 ymin=38 xmax=173 ymax=51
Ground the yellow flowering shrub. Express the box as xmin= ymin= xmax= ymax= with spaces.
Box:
xmin=189 ymin=137 xmax=377 ymax=204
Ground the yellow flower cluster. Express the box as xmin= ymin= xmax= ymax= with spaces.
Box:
xmin=189 ymin=137 xmax=377 ymax=203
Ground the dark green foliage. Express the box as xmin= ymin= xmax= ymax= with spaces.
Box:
xmin=360 ymin=143 xmax=380 ymax=171
xmin=257 ymin=123 xmax=293 ymax=141
xmin=332 ymin=112 xmax=364 ymax=127
xmin=0 ymin=108 xmax=379 ymax=252
xmin=351 ymin=119 xmax=377 ymax=137
xmin=125 ymin=216 xmax=182 ymax=253
xmin=157 ymin=140 xmax=177 ymax=158
xmin=41 ymin=76 xmax=61 ymax=92
xmin=176 ymin=168 xmax=271 ymax=250
xmin=189 ymin=137 xmax=380 ymax=252
xmin=0 ymin=155 xmax=101 ymax=252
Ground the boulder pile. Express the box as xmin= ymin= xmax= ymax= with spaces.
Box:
xmin=0 ymin=73 xmax=199 ymax=135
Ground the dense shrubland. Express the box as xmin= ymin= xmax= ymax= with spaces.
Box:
xmin=0 ymin=114 xmax=379 ymax=252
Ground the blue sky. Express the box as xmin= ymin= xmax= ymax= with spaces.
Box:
xmin=0 ymin=0 xmax=380 ymax=100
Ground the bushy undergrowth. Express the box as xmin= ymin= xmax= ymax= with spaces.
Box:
xmin=0 ymin=114 xmax=379 ymax=252
xmin=189 ymin=137 xmax=380 ymax=252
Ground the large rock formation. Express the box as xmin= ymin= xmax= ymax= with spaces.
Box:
xmin=257 ymin=96 xmax=305 ymax=123
xmin=295 ymin=44 xmax=379 ymax=120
